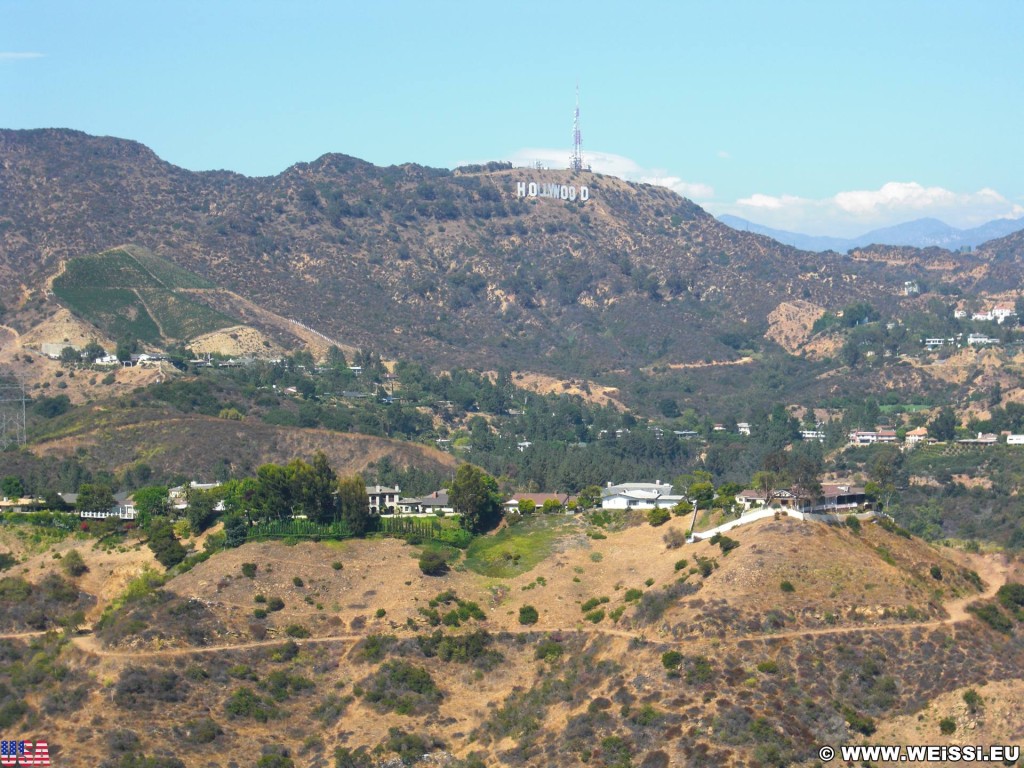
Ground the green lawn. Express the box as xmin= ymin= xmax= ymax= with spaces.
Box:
xmin=463 ymin=516 xmax=571 ymax=578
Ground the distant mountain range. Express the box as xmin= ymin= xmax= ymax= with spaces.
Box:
xmin=718 ymin=214 xmax=1024 ymax=252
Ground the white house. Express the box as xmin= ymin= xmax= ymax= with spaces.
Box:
xmin=992 ymin=304 xmax=1017 ymax=324
xmin=366 ymin=485 xmax=401 ymax=514
xmin=80 ymin=503 xmax=137 ymax=521
xmin=1007 ymin=434 xmax=1024 ymax=445
xmin=600 ymin=481 xmax=682 ymax=510
xmin=905 ymin=427 xmax=930 ymax=447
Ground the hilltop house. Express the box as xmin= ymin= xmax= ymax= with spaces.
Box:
xmin=600 ymin=481 xmax=682 ymax=510
xmin=737 ymin=483 xmax=866 ymax=514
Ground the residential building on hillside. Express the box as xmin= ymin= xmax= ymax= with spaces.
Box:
xmin=366 ymin=485 xmax=400 ymax=514
xmin=737 ymin=484 xmax=865 ymax=513
xmin=848 ymin=427 xmax=897 ymax=446
xmin=503 ymin=492 xmax=574 ymax=513
xmin=904 ymin=427 xmax=930 ymax=447
xmin=600 ymin=481 xmax=682 ymax=510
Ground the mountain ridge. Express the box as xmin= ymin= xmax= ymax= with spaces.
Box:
xmin=3 ymin=128 xmax=1024 ymax=376
xmin=719 ymin=213 xmax=1024 ymax=252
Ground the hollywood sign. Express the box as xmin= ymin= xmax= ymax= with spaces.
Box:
xmin=516 ymin=182 xmax=590 ymax=202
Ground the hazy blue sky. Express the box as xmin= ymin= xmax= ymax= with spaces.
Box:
xmin=3 ymin=1 xmax=1022 ymax=236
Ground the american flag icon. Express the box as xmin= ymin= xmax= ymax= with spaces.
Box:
xmin=0 ymin=740 xmax=50 ymax=766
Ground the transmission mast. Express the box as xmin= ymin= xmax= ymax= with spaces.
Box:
xmin=570 ymin=83 xmax=584 ymax=172
xmin=0 ymin=383 xmax=27 ymax=450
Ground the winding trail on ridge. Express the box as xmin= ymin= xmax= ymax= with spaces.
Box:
xmin=0 ymin=554 xmax=1012 ymax=658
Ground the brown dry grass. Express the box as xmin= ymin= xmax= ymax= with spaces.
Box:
xmin=4 ymin=513 xmax=1021 ymax=768
xmin=765 ymin=300 xmax=826 ymax=354
xmin=506 ymin=370 xmax=626 ymax=411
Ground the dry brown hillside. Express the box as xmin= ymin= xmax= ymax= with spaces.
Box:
xmin=3 ymin=513 xmax=1022 ymax=767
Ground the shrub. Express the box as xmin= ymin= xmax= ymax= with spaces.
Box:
xmin=780 ymin=580 xmax=795 ymax=593
xmin=996 ymin=582 xmax=1024 ymax=612
xmin=695 ymin=556 xmax=716 ymax=577
xmin=663 ymin=529 xmax=686 ymax=549
xmin=361 ymin=660 xmax=442 ymax=715
xmin=267 ymin=597 xmax=285 ymax=611
xmin=685 ymin=656 xmax=714 ymax=685
xmin=756 ymin=660 xmax=779 ymax=674
xmin=225 ymin=687 xmax=280 ymax=722
xmin=292 ymin=576 xmax=304 ymax=587
xmin=534 ymin=639 xmax=563 ymax=662
xmin=518 ymin=605 xmax=538 ymax=625
xmin=624 ymin=589 xmax=643 ymax=602
xmin=375 ymin=608 xmax=387 ymax=618
xmin=253 ymin=608 xmax=268 ymax=619
xmin=647 ymin=508 xmax=671 ymax=527
xmin=845 ymin=515 xmax=862 ymax=534
xmin=312 ymin=694 xmax=353 ymax=724
xmin=674 ymin=558 xmax=688 ymax=571
xmin=969 ymin=603 xmax=1013 ymax=633
xmin=661 ymin=650 xmax=682 ymax=670
xmin=254 ymin=594 xmax=266 ymax=603
xmin=963 ymin=689 xmax=983 ymax=713
xmin=183 ymin=717 xmax=221 ymax=744
xmin=584 ymin=608 xmax=605 ymax=623
xmin=332 ymin=561 xmax=344 ymax=570
xmin=930 ymin=564 xmax=943 ymax=581
xmin=709 ymin=533 xmax=739 ymax=554
xmin=419 ymin=551 xmax=449 ymax=576
xmin=581 ymin=596 xmax=609 ymax=612
xmin=241 ymin=562 xmax=258 ymax=578
xmin=284 ymin=624 xmax=310 ymax=638
xmin=842 ymin=705 xmax=876 ymax=736
xmin=939 ymin=717 xmax=956 ymax=735
xmin=114 ymin=666 xmax=187 ymax=709
xmin=62 ymin=549 xmax=88 ymax=577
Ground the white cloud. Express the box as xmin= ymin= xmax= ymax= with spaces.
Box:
xmin=0 ymin=52 xmax=44 ymax=61
xmin=505 ymin=147 xmax=714 ymax=200
xmin=717 ymin=150 xmax=731 ymax=160
xmin=710 ymin=182 xmax=1024 ymax=237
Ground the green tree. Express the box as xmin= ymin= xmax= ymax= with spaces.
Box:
xmin=132 ymin=485 xmax=169 ymax=526
xmin=1 ymin=476 xmax=24 ymax=499
xmin=518 ymin=499 xmax=536 ymax=514
xmin=338 ymin=473 xmax=374 ymax=535
xmin=576 ymin=485 xmax=602 ymax=510
xmin=223 ymin=514 xmax=247 ymax=547
xmin=186 ymin=488 xmax=219 ymax=535
xmin=221 ymin=477 xmax=260 ymax=522
xmin=451 ymin=464 xmax=502 ymax=534
xmin=255 ymin=464 xmax=294 ymax=520
xmin=77 ymin=483 xmax=115 ymax=513
xmin=116 ymin=338 xmax=138 ymax=362
xmin=147 ymin=518 xmax=187 ymax=568
xmin=59 ymin=346 xmax=81 ymax=365
xmin=82 ymin=340 xmax=106 ymax=361
xmin=292 ymin=452 xmax=338 ymax=524
xmin=928 ymin=407 xmax=958 ymax=442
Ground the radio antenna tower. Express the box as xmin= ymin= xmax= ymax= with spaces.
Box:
xmin=570 ymin=83 xmax=584 ymax=172
xmin=0 ymin=383 xmax=27 ymax=450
